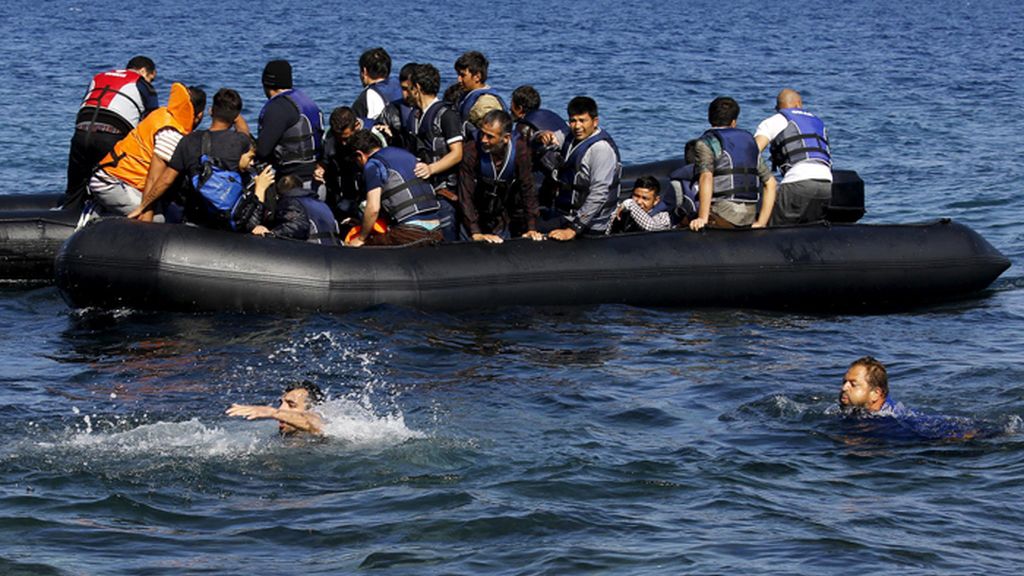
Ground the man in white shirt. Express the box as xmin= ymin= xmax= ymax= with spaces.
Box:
xmin=754 ymin=88 xmax=833 ymax=226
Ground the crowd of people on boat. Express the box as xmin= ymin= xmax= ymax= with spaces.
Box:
xmin=61 ymin=49 xmax=834 ymax=247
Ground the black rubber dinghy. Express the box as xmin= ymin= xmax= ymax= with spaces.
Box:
xmin=56 ymin=217 xmax=1009 ymax=313
xmin=0 ymin=193 xmax=79 ymax=282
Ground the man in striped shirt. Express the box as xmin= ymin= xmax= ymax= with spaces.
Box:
xmin=609 ymin=175 xmax=673 ymax=234
xmin=88 ymin=84 xmax=206 ymax=220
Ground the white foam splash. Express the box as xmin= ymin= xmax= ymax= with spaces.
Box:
xmin=317 ymin=397 xmax=424 ymax=447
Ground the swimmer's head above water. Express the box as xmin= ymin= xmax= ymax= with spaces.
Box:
xmin=839 ymin=356 xmax=888 ymax=412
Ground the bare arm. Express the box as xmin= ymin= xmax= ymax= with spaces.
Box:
xmin=349 ymin=187 xmax=382 ymax=247
xmin=225 ymin=404 xmax=324 ymax=435
xmin=415 ymin=140 xmax=463 ymax=179
xmin=689 ymin=171 xmax=714 ymax=231
xmin=127 ymin=158 xmax=179 ymax=220
xmin=755 ymin=134 xmax=770 ymax=152
xmin=753 ymin=176 xmax=777 ymax=229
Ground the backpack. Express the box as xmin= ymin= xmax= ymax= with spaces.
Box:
xmin=191 ymin=132 xmax=247 ymax=229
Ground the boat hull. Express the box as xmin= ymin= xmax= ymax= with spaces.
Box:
xmin=56 ymin=218 xmax=1010 ymax=313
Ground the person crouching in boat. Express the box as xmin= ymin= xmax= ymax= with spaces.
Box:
xmin=127 ymin=88 xmax=265 ymax=232
xmin=64 ymin=56 xmax=159 ymax=212
xmin=227 ymin=381 xmax=325 ymax=436
xmin=609 ymin=175 xmax=673 ymax=234
xmin=457 ymin=109 xmax=544 ymax=243
xmin=688 ymin=97 xmax=777 ymax=231
xmin=316 ymin=106 xmax=388 ymax=227
xmin=251 ymin=174 xmax=341 ymax=245
xmin=89 ymin=83 xmax=205 ymax=220
xmin=346 ymin=129 xmax=444 ymax=247
xmin=546 ymin=96 xmax=621 ymax=241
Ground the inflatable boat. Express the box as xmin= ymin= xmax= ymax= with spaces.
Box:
xmin=0 ymin=194 xmax=78 ymax=282
xmin=0 ymin=163 xmax=866 ymax=283
xmin=56 ymin=216 xmax=1009 ymax=313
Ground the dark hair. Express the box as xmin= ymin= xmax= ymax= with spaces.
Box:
xmin=126 ymin=55 xmax=155 ymax=75
xmin=442 ymin=82 xmax=465 ymax=106
xmin=567 ymin=96 xmax=598 ymax=118
xmin=329 ymin=106 xmax=359 ymax=135
xmin=512 ymin=85 xmax=541 ymax=113
xmin=277 ymin=174 xmax=302 ymax=194
xmin=851 ymin=356 xmax=889 ymax=400
xmin=708 ymin=96 xmax=740 ymax=126
xmin=187 ymin=86 xmax=207 ymax=118
xmin=348 ymin=129 xmax=384 ymax=154
xmin=359 ymin=47 xmax=392 ymax=79
xmin=210 ymin=88 xmax=242 ymax=123
xmin=454 ymin=50 xmax=489 ymax=83
xmin=683 ymin=139 xmax=699 ymax=164
xmin=411 ymin=64 xmax=441 ymax=96
xmin=398 ymin=62 xmax=418 ymax=82
xmin=481 ymin=109 xmax=513 ymax=135
xmin=286 ymin=380 xmax=325 ymax=406
xmin=633 ymin=175 xmax=661 ymax=196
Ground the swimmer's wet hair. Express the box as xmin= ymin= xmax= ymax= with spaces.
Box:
xmin=851 ymin=356 xmax=888 ymax=400
xmin=286 ymin=380 xmax=325 ymax=405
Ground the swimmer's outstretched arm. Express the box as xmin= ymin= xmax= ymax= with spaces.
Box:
xmin=226 ymin=404 xmax=324 ymax=435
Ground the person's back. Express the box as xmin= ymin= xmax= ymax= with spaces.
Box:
xmin=88 ymin=82 xmax=202 ymax=217
xmin=353 ymin=47 xmax=403 ymax=121
xmin=170 ymin=88 xmax=262 ymax=231
xmin=688 ymin=96 xmax=776 ymax=231
xmin=755 ymin=88 xmax=833 ymax=226
xmin=63 ymin=56 xmax=159 ymax=210
xmin=258 ymin=174 xmax=340 ymax=245
xmin=256 ymin=60 xmax=324 ymax=184
xmin=347 ymin=129 xmax=442 ymax=247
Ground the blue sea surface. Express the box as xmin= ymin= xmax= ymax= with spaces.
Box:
xmin=1 ymin=0 xmax=1024 ymax=574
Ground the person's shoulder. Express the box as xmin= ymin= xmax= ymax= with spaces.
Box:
xmin=755 ymin=113 xmax=787 ymax=138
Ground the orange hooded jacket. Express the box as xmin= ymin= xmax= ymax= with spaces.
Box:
xmin=100 ymin=82 xmax=195 ymax=190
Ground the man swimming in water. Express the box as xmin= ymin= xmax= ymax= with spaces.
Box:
xmin=226 ymin=381 xmax=325 ymax=436
xmin=839 ymin=356 xmax=889 ymax=412
xmin=838 ymin=356 xmax=979 ymax=440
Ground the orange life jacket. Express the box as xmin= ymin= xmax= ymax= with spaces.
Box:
xmin=100 ymin=82 xmax=195 ymax=190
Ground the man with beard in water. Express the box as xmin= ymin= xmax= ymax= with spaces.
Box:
xmin=839 ymin=356 xmax=980 ymax=440
xmin=226 ymin=381 xmax=325 ymax=436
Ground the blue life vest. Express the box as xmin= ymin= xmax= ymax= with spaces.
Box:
xmin=769 ymin=108 xmax=831 ymax=174
xmin=259 ymin=89 xmax=324 ymax=168
xmin=517 ymin=108 xmax=568 ymax=135
xmin=459 ymin=87 xmax=508 ymax=140
xmin=516 ymin=108 xmax=569 ymax=173
xmin=415 ymin=100 xmax=459 ymax=191
xmin=474 ymin=135 xmax=519 ymax=215
xmin=458 ymin=87 xmax=508 ymax=122
xmin=283 ymin=191 xmax=341 ymax=245
xmin=702 ymin=128 xmax=761 ymax=202
xmin=191 ymin=131 xmax=247 ymax=230
xmin=370 ymin=146 xmax=440 ymax=224
xmin=555 ymin=129 xmax=621 ymax=213
xmin=668 ymin=163 xmax=699 ymax=221
xmin=368 ymin=77 xmax=404 ymax=106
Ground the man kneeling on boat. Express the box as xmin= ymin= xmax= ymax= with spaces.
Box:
xmin=89 ymin=83 xmax=205 ymax=220
xmin=227 ymin=381 xmax=325 ymax=436
xmin=127 ymin=88 xmax=264 ymax=230
xmin=345 ymin=129 xmax=444 ymax=247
